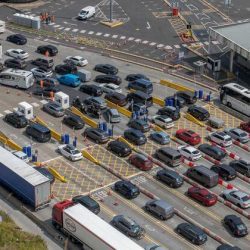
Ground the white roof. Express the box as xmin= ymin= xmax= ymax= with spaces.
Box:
xmin=65 ymin=204 xmax=144 ymax=250
xmin=81 ymin=6 xmax=95 ymax=11
xmin=2 ymin=69 xmax=32 ymax=77
xmin=55 ymin=91 xmax=69 ymax=98
xmin=184 ymin=146 xmax=198 ymax=153
xmin=18 ymin=101 xmax=33 ymax=109
xmin=72 ymin=56 xmax=83 ymax=60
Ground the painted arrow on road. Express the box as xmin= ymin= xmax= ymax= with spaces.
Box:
xmin=146 ymin=22 xmax=151 ymax=29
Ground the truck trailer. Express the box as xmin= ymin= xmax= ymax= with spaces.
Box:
xmin=0 ymin=146 xmax=51 ymax=210
xmin=52 ymin=200 xmax=144 ymax=250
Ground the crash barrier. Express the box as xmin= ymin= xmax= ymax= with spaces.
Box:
xmin=82 ymin=149 xmax=100 ymax=165
xmin=233 ymin=140 xmax=250 ymax=152
xmin=152 ymin=96 xmax=164 ymax=107
xmin=118 ymin=136 xmax=135 ymax=150
xmin=184 ymin=113 xmax=206 ymax=127
xmin=48 ymin=166 xmax=67 ymax=183
xmin=0 ymin=133 xmax=22 ymax=151
xmin=160 ymin=79 xmax=194 ymax=92
xmin=106 ymin=100 xmax=132 ymax=118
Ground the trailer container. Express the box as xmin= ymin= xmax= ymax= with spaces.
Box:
xmin=0 ymin=146 xmax=51 ymax=210
xmin=77 ymin=68 xmax=91 ymax=82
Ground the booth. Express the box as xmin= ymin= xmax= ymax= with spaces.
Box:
xmin=17 ymin=102 xmax=33 ymax=120
xmin=54 ymin=91 xmax=69 ymax=109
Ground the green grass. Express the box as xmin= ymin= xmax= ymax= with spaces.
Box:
xmin=0 ymin=211 xmax=47 ymax=250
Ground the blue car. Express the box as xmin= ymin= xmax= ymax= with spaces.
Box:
xmin=150 ymin=131 xmax=170 ymax=145
xmin=57 ymin=74 xmax=81 ymax=87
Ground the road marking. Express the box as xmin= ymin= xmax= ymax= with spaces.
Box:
xmin=72 ymin=29 xmax=79 ymax=32
xmin=149 ymin=42 xmax=156 ymax=46
xmin=53 ymin=24 xmax=61 ymax=28
xmin=40 ymin=100 xmax=48 ymax=104
xmin=164 ymin=45 xmax=172 ymax=50
xmin=112 ymin=34 xmax=118 ymax=38
xmin=203 ymin=41 xmax=209 ymax=45
xmin=146 ymin=21 xmax=151 ymax=29
xmin=4 ymin=110 xmax=12 ymax=114
xmin=128 ymin=37 xmax=134 ymax=41
xmin=182 ymin=44 xmax=188 ymax=47
xmin=120 ymin=36 xmax=126 ymax=40
xmin=88 ymin=31 xmax=94 ymax=34
xmin=80 ymin=30 xmax=86 ymax=33
xmin=212 ymin=40 xmax=220 ymax=45
xmin=135 ymin=38 xmax=141 ymax=43
xmin=174 ymin=44 xmax=181 ymax=49
xmin=63 ymin=21 xmax=77 ymax=26
xmin=142 ymin=40 xmax=149 ymax=44
xmin=96 ymin=32 xmax=102 ymax=36
xmin=13 ymin=107 xmax=18 ymax=111
xmin=48 ymin=22 xmax=55 ymax=26
xmin=157 ymin=44 xmax=164 ymax=48
xmin=64 ymin=27 xmax=71 ymax=31
xmin=31 ymin=102 xmax=40 ymax=107
xmin=57 ymin=27 xmax=64 ymax=30
xmin=104 ymin=33 xmax=110 ymax=37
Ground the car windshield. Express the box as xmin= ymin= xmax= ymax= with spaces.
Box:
xmin=80 ymin=10 xmax=87 ymax=15
xmin=237 ymin=224 xmax=246 ymax=230
xmin=240 ymin=132 xmax=248 ymax=137
xmin=242 ymin=195 xmax=250 ymax=202
xmin=131 ymin=224 xmax=140 ymax=232
xmin=20 ymin=51 xmax=26 ymax=54
xmin=173 ymin=155 xmax=181 ymax=160
xmin=193 ymin=150 xmax=200 ymax=155
xmin=225 ymin=137 xmax=231 ymax=141
xmin=72 ymin=149 xmax=80 ymax=154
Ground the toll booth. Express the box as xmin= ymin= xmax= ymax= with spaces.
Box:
xmin=18 ymin=102 xmax=33 ymax=120
xmin=207 ymin=56 xmax=221 ymax=72
xmin=54 ymin=91 xmax=69 ymax=109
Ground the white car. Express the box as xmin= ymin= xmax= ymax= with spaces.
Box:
xmin=222 ymin=190 xmax=250 ymax=209
xmin=178 ymin=145 xmax=202 ymax=161
xmin=65 ymin=56 xmax=88 ymax=66
xmin=31 ymin=67 xmax=53 ymax=78
xmin=207 ymin=131 xmax=232 ymax=147
xmin=6 ymin=49 xmax=29 ymax=60
xmin=151 ymin=115 xmax=174 ymax=129
xmin=58 ymin=144 xmax=83 ymax=161
xmin=99 ymin=83 xmax=122 ymax=94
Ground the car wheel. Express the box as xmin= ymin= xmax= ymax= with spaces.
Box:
xmin=95 ymin=139 xmax=100 ymax=144
xmin=17 ymin=41 xmax=20 ymax=45
xmin=222 ymin=194 xmax=226 ymax=199
xmin=177 ymin=228 xmax=181 ymax=234
xmin=191 ymin=238 xmax=196 ymax=244
xmin=169 ymin=183 xmax=173 ymax=188
xmin=227 ymin=102 xmax=232 ymax=108
xmin=237 ymin=203 xmax=242 ymax=208
xmin=145 ymin=206 xmax=150 ymax=212
xmin=118 ymin=152 xmax=122 ymax=157
xmin=159 ymin=215 xmax=164 ymax=220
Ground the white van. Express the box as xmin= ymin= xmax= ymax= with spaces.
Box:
xmin=0 ymin=69 xmax=34 ymax=89
xmin=78 ymin=6 xmax=95 ymax=20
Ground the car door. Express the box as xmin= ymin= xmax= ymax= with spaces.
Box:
xmin=118 ymin=218 xmax=128 ymax=233
xmin=162 ymin=173 xmax=171 ymax=183
xmin=120 ymin=183 xmax=127 ymax=195
xmin=230 ymin=193 xmax=239 ymax=204
xmin=181 ymin=148 xmax=189 ymax=158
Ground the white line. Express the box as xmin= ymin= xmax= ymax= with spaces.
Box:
xmin=149 ymin=42 xmax=156 ymax=46
xmin=53 ymin=24 xmax=61 ymax=28
xmin=120 ymin=36 xmax=126 ymax=40
xmin=157 ymin=44 xmax=164 ymax=48
xmin=212 ymin=40 xmax=219 ymax=45
xmin=96 ymin=32 xmax=102 ymax=36
xmin=174 ymin=44 xmax=181 ymax=49
xmin=31 ymin=102 xmax=40 ymax=107
xmin=80 ymin=30 xmax=86 ymax=33
xmin=112 ymin=35 xmax=118 ymax=38
xmin=128 ymin=37 xmax=134 ymax=41
xmin=182 ymin=44 xmax=188 ymax=47
xmin=142 ymin=40 xmax=149 ymax=44
xmin=4 ymin=110 xmax=12 ymax=114
xmin=203 ymin=41 xmax=209 ymax=45
xmin=72 ymin=29 xmax=79 ymax=32
xmin=57 ymin=27 xmax=64 ymax=30
xmin=48 ymin=22 xmax=55 ymax=26
xmin=135 ymin=39 xmax=141 ymax=42
xmin=64 ymin=27 xmax=71 ymax=31
xmin=104 ymin=33 xmax=110 ymax=37
xmin=164 ymin=45 xmax=172 ymax=50
xmin=146 ymin=21 xmax=151 ymax=29
xmin=88 ymin=31 xmax=94 ymax=34
xmin=40 ymin=100 xmax=48 ymax=104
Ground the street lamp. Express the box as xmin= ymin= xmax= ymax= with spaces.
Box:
xmin=109 ymin=0 xmax=113 ymax=22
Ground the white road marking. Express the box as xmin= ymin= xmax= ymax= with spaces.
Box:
xmin=142 ymin=40 xmax=149 ymax=44
xmin=182 ymin=44 xmax=188 ymax=47
xmin=135 ymin=38 xmax=141 ymax=43
xmin=80 ymin=30 xmax=86 ymax=33
xmin=13 ymin=107 xmax=18 ymax=111
xmin=146 ymin=21 xmax=151 ymax=29
xmin=104 ymin=33 xmax=110 ymax=37
xmin=53 ymin=24 xmax=61 ymax=28
xmin=64 ymin=27 xmax=71 ymax=31
xmin=48 ymin=22 xmax=55 ymax=26
xmin=57 ymin=27 xmax=64 ymax=30
xmin=120 ymin=36 xmax=126 ymax=39
xmin=63 ymin=21 xmax=77 ymax=26
xmin=157 ymin=44 xmax=164 ymax=48
xmin=164 ymin=45 xmax=172 ymax=49
xmin=72 ymin=29 xmax=79 ymax=32
xmin=40 ymin=100 xmax=48 ymax=104
xmin=174 ymin=44 xmax=181 ymax=49
xmin=203 ymin=41 xmax=209 ymax=45
xmin=212 ymin=40 xmax=220 ymax=45
xmin=88 ymin=31 xmax=94 ymax=34
xmin=4 ymin=110 xmax=12 ymax=114
xmin=112 ymin=35 xmax=118 ymax=38
xmin=96 ymin=32 xmax=102 ymax=36
xmin=128 ymin=37 xmax=134 ymax=41
xmin=149 ymin=42 xmax=156 ymax=46
xmin=31 ymin=102 xmax=40 ymax=107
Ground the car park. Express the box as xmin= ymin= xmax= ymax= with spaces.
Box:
xmin=149 ymin=131 xmax=170 ymax=145
xmin=31 ymin=67 xmax=53 ymax=79
xmin=187 ymin=186 xmax=217 ymax=206
xmin=151 ymin=115 xmax=174 ymax=129
xmin=176 ymin=223 xmax=207 ymax=245
xmin=222 ymin=190 xmax=250 ymax=208
xmin=94 ymin=74 xmax=122 ymax=85
xmin=156 ymin=169 xmax=183 ymax=188
xmin=4 ymin=112 xmax=28 ymax=128
xmin=129 ymin=153 xmax=153 ymax=171
xmin=99 ymin=83 xmax=122 ymax=94
xmin=94 ymin=64 xmax=118 ymax=75
xmin=127 ymin=119 xmax=150 ymax=132
xmin=155 ymin=147 xmax=182 ymax=167
xmin=37 ymin=45 xmax=58 ymax=56
xmin=210 ymin=164 xmax=236 ymax=181
xmin=114 ymin=180 xmax=140 ymax=199
xmin=224 ymin=128 xmax=249 ymax=143
xmin=4 ymin=58 xmax=27 ymax=69
xmin=83 ymin=127 xmax=109 ymax=143
xmin=125 ymin=73 xmax=149 ymax=82
xmin=124 ymin=128 xmax=147 ymax=145
xmin=6 ymin=34 xmax=27 ymax=45
xmin=105 ymin=108 xmax=121 ymax=123
xmin=240 ymin=121 xmax=250 ymax=133
xmin=42 ymin=102 xmax=64 ymax=117
xmin=207 ymin=131 xmax=232 ymax=147
xmin=83 ymin=96 xmax=107 ymax=110
xmin=187 ymin=105 xmax=210 ymax=121
xmin=79 ymin=84 xmax=103 ymax=96
xmin=6 ymin=49 xmax=29 ymax=60
xmin=229 ymin=160 xmax=250 ymax=177
xmin=127 ymin=78 xmax=153 ymax=94
xmin=105 ymin=92 xmax=127 ymax=106
xmin=175 ymin=129 xmax=201 ymax=145
xmin=198 ymin=143 xmax=227 ymax=161
xmin=32 ymin=58 xmax=54 ymax=69
xmin=176 ymin=91 xmax=197 ymax=104
xmin=177 ymin=145 xmax=202 ymax=161
xmin=127 ymin=91 xmax=153 ymax=107
xmin=58 ymin=144 xmax=83 ymax=161
xmin=157 ymin=106 xmax=180 ymax=121
xmin=63 ymin=114 xmax=85 ymax=129
xmin=111 ymin=215 xmax=145 ymax=239
xmin=57 ymin=74 xmax=81 ymax=87
xmin=32 ymin=86 xmax=60 ymax=97
xmin=72 ymin=195 xmax=100 ymax=214
xmin=12 ymin=150 xmax=29 ymax=163
xmin=55 ymin=64 xmax=77 ymax=75
xmin=65 ymin=56 xmax=88 ymax=66
xmin=26 ymin=123 xmax=51 ymax=143
xmin=223 ymin=215 xmax=248 ymax=237
xmin=107 ymin=140 xmax=132 ymax=157
xmin=34 ymin=167 xmax=55 ymax=184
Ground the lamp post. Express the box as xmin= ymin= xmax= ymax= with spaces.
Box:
xmin=109 ymin=0 xmax=113 ymax=22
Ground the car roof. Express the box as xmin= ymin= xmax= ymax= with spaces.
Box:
xmin=215 ymin=131 xmax=230 ymax=137
xmin=159 ymin=169 xmax=180 ymax=178
xmin=65 ymin=144 xmax=76 ymax=150
xmin=110 ymin=140 xmax=128 ymax=148
xmin=153 ymin=199 xmax=172 ymax=208
xmin=109 ymin=108 xmax=119 ymax=115
xmin=233 ymin=191 xmax=248 ymax=198
xmin=75 ymin=195 xmax=97 ymax=206
xmin=154 ymin=131 xmax=168 ymax=137
xmin=135 ymin=153 xmax=148 ymax=160
xmin=31 ymin=123 xmax=50 ymax=132
xmin=126 ymin=128 xmax=143 ymax=135
xmin=184 ymin=146 xmax=198 ymax=152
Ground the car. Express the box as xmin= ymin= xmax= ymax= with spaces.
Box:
xmin=42 ymin=102 xmax=64 ymax=117
xmin=94 ymin=74 xmax=122 ymax=85
xmin=64 ymin=56 xmax=88 ymax=66
xmin=107 ymin=140 xmax=132 ymax=157
xmin=26 ymin=123 xmax=51 ymax=143
xmin=105 ymin=108 xmax=121 ymax=123
xmin=223 ymin=215 xmax=248 ymax=237
xmin=222 ymin=190 xmax=250 ymax=208
xmin=7 ymin=34 xmax=27 ymax=45
xmin=128 ymin=103 xmax=148 ymax=115
xmin=176 ymin=91 xmax=197 ymax=104
xmin=127 ymin=91 xmax=153 ymax=107
xmin=149 ymin=131 xmax=170 ymax=145
xmin=156 ymin=169 xmax=183 ymax=188
xmin=37 ymin=45 xmax=58 ymax=56
xmin=83 ymin=127 xmax=109 ymax=144
xmin=198 ymin=143 xmax=227 ymax=161
xmin=105 ymin=92 xmax=127 ymax=106
xmin=125 ymin=73 xmax=149 ymax=82
xmin=157 ymin=106 xmax=180 ymax=121
xmin=127 ymin=119 xmax=150 ymax=132
xmin=36 ymin=77 xmax=58 ymax=87
xmin=187 ymin=186 xmax=217 ymax=206
xmin=240 ymin=121 xmax=250 ymax=133
xmin=4 ymin=58 xmax=27 ymax=69
xmin=127 ymin=78 xmax=153 ymax=94
xmin=144 ymin=245 xmax=167 ymax=250
xmin=79 ymin=84 xmax=103 ymax=96
xmin=6 ymin=49 xmax=29 ymax=60
xmin=165 ymin=95 xmax=186 ymax=108
xmin=217 ymin=244 xmax=241 ymax=250
xmin=207 ymin=131 xmax=232 ymax=147
xmin=58 ymin=144 xmax=83 ymax=161
xmin=224 ymin=128 xmax=249 ymax=144
xmin=83 ymin=96 xmax=107 ymax=110
xmin=78 ymin=6 xmax=95 ymax=20
xmin=114 ymin=180 xmax=140 ymax=199
xmin=55 ymin=64 xmax=77 ymax=75
xmin=177 ymin=145 xmax=202 ymax=161
xmin=57 ymin=74 xmax=81 ymax=87
xmin=31 ymin=67 xmax=53 ymax=79
xmin=175 ymin=129 xmax=201 ymax=145
xmin=12 ymin=150 xmax=29 ymax=163
xmin=111 ymin=215 xmax=145 ymax=239
xmin=99 ymin=83 xmax=122 ymax=94
xmin=31 ymin=57 xmax=54 ymax=69
xmin=129 ymin=153 xmax=153 ymax=171
xmin=229 ymin=160 xmax=250 ymax=177
xmin=94 ymin=64 xmax=118 ymax=75
xmin=72 ymin=195 xmax=100 ymax=214
xmin=151 ymin=115 xmax=174 ymax=129
xmin=124 ymin=129 xmax=147 ymax=145
xmin=63 ymin=114 xmax=84 ymax=129
xmin=4 ymin=112 xmax=28 ymax=128
xmin=210 ymin=164 xmax=236 ymax=181
xmin=176 ymin=223 xmax=207 ymax=245
xmin=187 ymin=105 xmax=210 ymax=121
xmin=32 ymin=86 xmax=60 ymax=97
xmin=34 ymin=167 xmax=55 ymax=184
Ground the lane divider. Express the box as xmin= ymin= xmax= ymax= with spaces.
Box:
xmin=233 ymin=140 xmax=250 ymax=152
xmin=160 ymin=79 xmax=194 ymax=92
xmin=184 ymin=113 xmax=206 ymax=127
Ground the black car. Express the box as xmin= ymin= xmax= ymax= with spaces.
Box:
xmin=36 ymin=77 xmax=58 ymax=87
xmin=63 ymin=114 xmax=84 ymax=129
xmin=94 ymin=75 xmax=122 ymax=85
xmin=156 ymin=169 xmax=183 ymax=188
xmin=128 ymin=103 xmax=148 ymax=115
xmin=176 ymin=223 xmax=207 ymax=245
xmin=94 ymin=64 xmax=118 ymax=75
xmin=127 ymin=119 xmax=150 ymax=133
xmin=7 ymin=34 xmax=27 ymax=45
xmin=4 ymin=112 xmax=28 ymax=128
xmin=4 ymin=58 xmax=27 ymax=69
xmin=229 ymin=160 xmax=250 ymax=177
xmin=26 ymin=123 xmax=51 ymax=143
xmin=83 ymin=127 xmax=109 ymax=144
xmin=224 ymin=215 xmax=248 ymax=237
xmin=211 ymin=164 xmax=236 ymax=181
xmin=79 ymin=84 xmax=103 ymax=96
xmin=176 ymin=91 xmax=197 ymax=104
xmin=32 ymin=86 xmax=60 ymax=97
xmin=72 ymin=97 xmax=85 ymax=112
xmin=37 ymin=45 xmax=58 ymax=56
xmin=107 ymin=140 xmax=132 ymax=157
xmin=114 ymin=180 xmax=140 ymax=199
xmin=217 ymin=244 xmax=241 ymax=250
xmin=105 ymin=92 xmax=127 ymax=106
xmin=125 ymin=73 xmax=149 ymax=82
xmin=187 ymin=105 xmax=210 ymax=121
xmin=34 ymin=167 xmax=55 ymax=184
xmin=157 ymin=106 xmax=180 ymax=121
xmin=55 ymin=64 xmax=77 ymax=75
xmin=198 ymin=143 xmax=226 ymax=161
xmin=124 ymin=128 xmax=147 ymax=145
xmin=165 ymin=95 xmax=186 ymax=108
xmin=32 ymin=58 xmax=54 ymax=69
xmin=72 ymin=195 xmax=100 ymax=214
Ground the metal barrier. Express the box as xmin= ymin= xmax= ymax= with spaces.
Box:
xmin=0 ymin=132 xmax=22 ymax=151
xmin=106 ymin=100 xmax=132 ymax=118
xmin=82 ymin=150 xmax=100 ymax=164
xmin=184 ymin=113 xmax=206 ymax=127
xmin=152 ymin=96 xmax=165 ymax=107
xmin=160 ymin=79 xmax=195 ymax=92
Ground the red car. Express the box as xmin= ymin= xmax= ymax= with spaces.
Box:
xmin=129 ymin=153 xmax=153 ymax=171
xmin=240 ymin=122 xmax=250 ymax=133
xmin=187 ymin=187 xmax=217 ymax=206
xmin=176 ymin=129 xmax=201 ymax=145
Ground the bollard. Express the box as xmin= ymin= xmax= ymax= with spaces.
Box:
xmin=99 ymin=122 xmax=104 ymax=131
xmin=61 ymin=134 xmax=65 ymax=144
xmin=22 ymin=146 xmax=27 ymax=154
xmin=165 ymin=98 xmax=168 ymax=107
xmin=198 ymin=90 xmax=203 ymax=99
xmin=27 ymin=146 xmax=32 ymax=157
xmin=206 ymin=94 xmax=211 ymax=102
xmin=73 ymin=137 xmax=77 ymax=147
xmin=169 ymin=99 xmax=174 ymax=107
xmin=108 ymin=128 xmax=113 ymax=137
xmin=103 ymin=122 xmax=108 ymax=132
xmin=194 ymin=90 xmax=198 ymax=98
xmin=65 ymin=134 xmax=70 ymax=144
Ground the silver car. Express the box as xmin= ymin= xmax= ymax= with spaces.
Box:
xmin=42 ymin=102 xmax=64 ymax=117
xmin=31 ymin=67 xmax=53 ymax=79
xmin=222 ymin=190 xmax=250 ymax=209
xmin=224 ymin=128 xmax=249 ymax=144
xmin=149 ymin=131 xmax=170 ymax=145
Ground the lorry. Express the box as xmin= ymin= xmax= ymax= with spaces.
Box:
xmin=0 ymin=146 xmax=51 ymax=210
xmin=52 ymin=200 xmax=144 ymax=250
xmin=77 ymin=68 xmax=91 ymax=82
